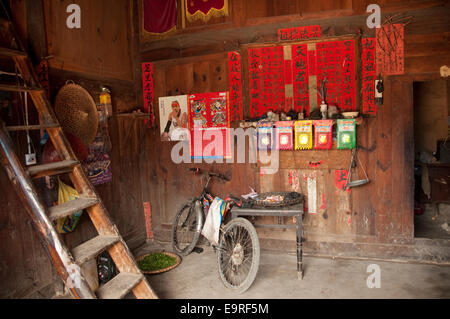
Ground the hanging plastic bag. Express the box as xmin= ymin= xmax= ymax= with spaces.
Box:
xmin=201 ymin=197 xmax=225 ymax=246
xmin=55 ymin=178 xmax=83 ymax=233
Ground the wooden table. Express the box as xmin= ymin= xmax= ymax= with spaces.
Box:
xmin=230 ymin=203 xmax=304 ymax=279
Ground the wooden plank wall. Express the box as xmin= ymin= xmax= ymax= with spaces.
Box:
xmin=142 ymin=0 xmax=449 ymax=249
xmin=148 ymin=53 xmax=259 ymax=238
xmin=0 ymin=0 xmax=147 ymax=298
xmin=0 ymin=0 xmax=449 ymax=298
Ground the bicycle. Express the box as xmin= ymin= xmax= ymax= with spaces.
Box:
xmin=171 ymin=167 xmax=260 ymax=294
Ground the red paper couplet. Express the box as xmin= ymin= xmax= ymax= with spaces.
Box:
xmin=278 ymin=25 xmax=321 ymax=41
xmin=142 ymin=62 xmax=154 ymax=125
xmin=316 ymin=40 xmax=356 ymax=112
xmin=248 ymin=48 xmax=261 ymax=118
xmin=292 ymin=44 xmax=310 ymax=115
xmin=228 ymin=51 xmax=243 ymax=122
xmin=376 ymin=24 xmax=404 ymax=75
xmin=362 ymin=38 xmax=377 ymax=115
xmin=248 ymin=46 xmax=285 ymax=117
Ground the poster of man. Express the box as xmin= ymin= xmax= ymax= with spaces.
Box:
xmin=159 ymin=95 xmax=189 ymax=141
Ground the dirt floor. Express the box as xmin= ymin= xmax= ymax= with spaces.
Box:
xmin=134 ymin=241 xmax=450 ymax=299
xmin=415 ymin=203 xmax=450 ymax=239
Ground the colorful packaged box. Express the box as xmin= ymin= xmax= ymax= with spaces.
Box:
xmin=257 ymin=121 xmax=274 ymax=150
xmin=313 ymin=120 xmax=333 ymax=150
xmin=337 ymin=119 xmax=356 ymax=150
xmin=295 ymin=120 xmax=313 ymax=150
xmin=275 ymin=121 xmax=294 ymax=150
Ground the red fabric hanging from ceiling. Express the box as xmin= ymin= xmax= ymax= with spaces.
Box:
xmin=143 ymin=0 xmax=176 ymax=34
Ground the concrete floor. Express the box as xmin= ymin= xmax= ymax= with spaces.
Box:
xmin=134 ymin=241 xmax=450 ymax=299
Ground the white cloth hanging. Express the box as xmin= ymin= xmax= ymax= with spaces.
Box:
xmin=201 ymin=197 xmax=225 ymax=246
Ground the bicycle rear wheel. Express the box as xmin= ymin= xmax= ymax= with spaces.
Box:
xmin=172 ymin=200 xmax=203 ymax=256
xmin=217 ymin=217 xmax=260 ymax=294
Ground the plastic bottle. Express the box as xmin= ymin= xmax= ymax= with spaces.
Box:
xmin=99 ymin=86 xmax=113 ymax=118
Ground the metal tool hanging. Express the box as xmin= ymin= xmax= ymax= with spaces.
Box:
xmin=345 ymin=148 xmax=369 ymax=189
xmin=23 ymin=91 xmax=36 ymax=165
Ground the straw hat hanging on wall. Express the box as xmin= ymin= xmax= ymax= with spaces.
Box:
xmin=54 ymin=81 xmax=98 ymax=147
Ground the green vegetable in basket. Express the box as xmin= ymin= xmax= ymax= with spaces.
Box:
xmin=137 ymin=253 xmax=177 ymax=272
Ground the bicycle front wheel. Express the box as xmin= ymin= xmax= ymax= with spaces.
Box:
xmin=172 ymin=200 xmax=203 ymax=256
xmin=217 ymin=217 xmax=260 ymax=294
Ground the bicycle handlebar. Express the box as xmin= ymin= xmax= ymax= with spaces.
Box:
xmin=189 ymin=167 xmax=230 ymax=181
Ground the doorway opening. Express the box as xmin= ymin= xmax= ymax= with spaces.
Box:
xmin=413 ymin=79 xmax=450 ymax=239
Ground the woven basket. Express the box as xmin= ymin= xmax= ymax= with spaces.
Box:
xmin=54 ymin=81 xmax=98 ymax=147
xmin=136 ymin=251 xmax=181 ymax=275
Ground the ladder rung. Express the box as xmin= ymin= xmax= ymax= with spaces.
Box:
xmin=48 ymin=197 xmax=99 ymax=221
xmin=0 ymin=47 xmax=26 ymax=58
xmin=72 ymin=235 xmax=120 ymax=265
xmin=6 ymin=124 xmax=60 ymax=131
xmin=0 ymin=84 xmax=44 ymax=92
xmin=96 ymin=273 xmax=143 ymax=299
xmin=27 ymin=160 xmax=79 ymax=179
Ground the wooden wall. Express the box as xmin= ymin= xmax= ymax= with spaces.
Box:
xmin=1 ymin=0 xmax=449 ymax=298
xmin=0 ymin=0 xmax=146 ymax=298
xmin=142 ymin=0 xmax=450 ymax=255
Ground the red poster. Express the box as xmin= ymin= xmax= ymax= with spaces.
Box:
xmin=248 ymin=48 xmax=261 ymax=118
xmin=228 ymin=51 xmax=243 ymax=121
xmin=142 ymin=62 xmax=154 ymax=126
xmin=188 ymin=92 xmax=231 ymax=159
xmin=248 ymin=46 xmax=285 ymax=117
xmin=376 ymin=24 xmax=404 ymax=75
xmin=362 ymin=38 xmax=377 ymax=115
xmin=316 ymin=40 xmax=356 ymax=112
xmin=308 ymin=50 xmax=317 ymax=76
xmin=292 ymin=44 xmax=310 ymax=115
xmin=278 ymin=25 xmax=321 ymax=41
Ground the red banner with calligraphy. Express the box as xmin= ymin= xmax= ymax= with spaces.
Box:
xmin=228 ymin=51 xmax=243 ymax=121
xmin=142 ymin=62 xmax=154 ymax=126
xmin=376 ymin=24 xmax=404 ymax=75
xmin=248 ymin=38 xmax=356 ymax=118
xmin=292 ymin=44 xmax=310 ymax=115
xmin=248 ymin=46 xmax=285 ymax=117
xmin=278 ymin=25 xmax=321 ymax=42
xmin=362 ymin=38 xmax=377 ymax=115
xmin=316 ymin=40 xmax=356 ymax=112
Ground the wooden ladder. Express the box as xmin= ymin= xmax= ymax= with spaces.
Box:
xmin=0 ymin=18 xmax=157 ymax=299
